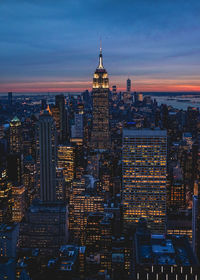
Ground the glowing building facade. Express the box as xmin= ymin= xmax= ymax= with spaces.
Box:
xmin=57 ymin=145 xmax=75 ymax=183
xmin=91 ymin=48 xmax=110 ymax=151
xmin=0 ymin=168 xmax=12 ymax=223
xmin=192 ymin=181 xmax=200 ymax=260
xmin=51 ymin=94 xmax=67 ymax=143
xmin=122 ymin=129 xmax=167 ymax=233
xmin=9 ymin=116 xmax=22 ymax=154
xmin=11 ymin=185 xmax=25 ymax=222
xmin=69 ymin=176 xmax=104 ymax=242
xmin=19 ymin=201 xmax=68 ymax=256
xmin=55 ymin=94 xmax=67 ymax=143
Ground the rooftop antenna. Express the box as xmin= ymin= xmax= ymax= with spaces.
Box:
xmin=98 ymin=37 xmax=104 ymax=69
xmin=100 ymin=37 xmax=102 ymax=53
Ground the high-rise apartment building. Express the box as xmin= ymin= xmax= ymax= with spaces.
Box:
xmin=91 ymin=48 xmax=110 ymax=150
xmin=122 ymin=129 xmax=167 ymax=233
xmin=37 ymin=110 xmax=57 ymax=202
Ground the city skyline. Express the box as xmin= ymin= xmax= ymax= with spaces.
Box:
xmin=1 ymin=0 xmax=200 ymax=93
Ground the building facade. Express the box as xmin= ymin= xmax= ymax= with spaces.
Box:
xmin=90 ymin=48 xmax=110 ymax=151
xmin=9 ymin=116 xmax=22 ymax=154
xmin=37 ymin=110 xmax=57 ymax=202
xmin=122 ymin=129 xmax=167 ymax=233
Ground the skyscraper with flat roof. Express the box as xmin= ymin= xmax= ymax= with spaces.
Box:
xmin=57 ymin=144 xmax=75 ymax=183
xmin=55 ymin=94 xmax=67 ymax=143
xmin=126 ymin=78 xmax=131 ymax=92
xmin=20 ymin=111 xmax=68 ymax=256
xmin=37 ymin=110 xmax=57 ymax=202
xmin=192 ymin=181 xmax=200 ymax=260
xmin=8 ymin=92 xmax=12 ymax=106
xmin=122 ymin=128 xmax=167 ymax=233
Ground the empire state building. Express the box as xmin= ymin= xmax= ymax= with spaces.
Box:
xmin=91 ymin=48 xmax=110 ymax=150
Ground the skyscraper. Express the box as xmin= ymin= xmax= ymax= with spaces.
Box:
xmin=37 ymin=110 xmax=57 ymax=202
xmin=8 ymin=92 xmax=12 ymax=106
xmin=126 ymin=78 xmax=131 ymax=92
xmin=7 ymin=154 xmax=23 ymax=185
xmin=71 ymin=103 xmax=84 ymax=140
xmin=11 ymin=185 xmax=25 ymax=222
xmin=20 ymin=111 xmax=68 ymax=255
xmin=55 ymin=94 xmax=67 ymax=142
xmin=57 ymin=144 xmax=75 ymax=183
xmin=192 ymin=181 xmax=200 ymax=259
xmin=9 ymin=116 xmax=22 ymax=154
xmin=50 ymin=94 xmax=67 ymax=143
xmin=122 ymin=129 xmax=167 ymax=233
xmin=8 ymin=116 xmax=23 ymax=186
xmin=91 ymin=48 xmax=110 ymax=150
xmin=0 ymin=168 xmax=12 ymax=223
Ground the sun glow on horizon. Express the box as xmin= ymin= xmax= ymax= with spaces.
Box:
xmin=1 ymin=79 xmax=200 ymax=93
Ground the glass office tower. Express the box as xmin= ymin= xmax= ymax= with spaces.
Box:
xmin=122 ymin=129 xmax=167 ymax=233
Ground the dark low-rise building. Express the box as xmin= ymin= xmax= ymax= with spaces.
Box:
xmin=134 ymin=220 xmax=200 ymax=280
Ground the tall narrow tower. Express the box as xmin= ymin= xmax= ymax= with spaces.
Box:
xmin=127 ymin=78 xmax=131 ymax=93
xmin=192 ymin=181 xmax=200 ymax=259
xmin=9 ymin=116 xmax=22 ymax=154
xmin=38 ymin=111 xmax=57 ymax=202
xmin=8 ymin=116 xmax=23 ymax=185
xmin=55 ymin=94 xmax=67 ymax=143
xmin=91 ymin=47 xmax=110 ymax=151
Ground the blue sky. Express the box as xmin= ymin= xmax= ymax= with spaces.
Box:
xmin=1 ymin=0 xmax=200 ymax=92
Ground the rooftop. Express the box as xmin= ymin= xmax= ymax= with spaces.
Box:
xmin=29 ymin=201 xmax=66 ymax=213
xmin=0 ymin=223 xmax=18 ymax=233
xmin=135 ymin=233 xmax=198 ymax=266
xmin=58 ymin=245 xmax=85 ymax=272
xmin=11 ymin=116 xmax=20 ymax=122
xmin=123 ymin=128 xmax=167 ymax=137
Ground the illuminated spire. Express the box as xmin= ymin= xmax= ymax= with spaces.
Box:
xmin=46 ymin=104 xmax=52 ymax=115
xmin=98 ymin=42 xmax=104 ymax=69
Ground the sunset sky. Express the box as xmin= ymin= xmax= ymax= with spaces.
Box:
xmin=1 ymin=0 xmax=200 ymax=93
